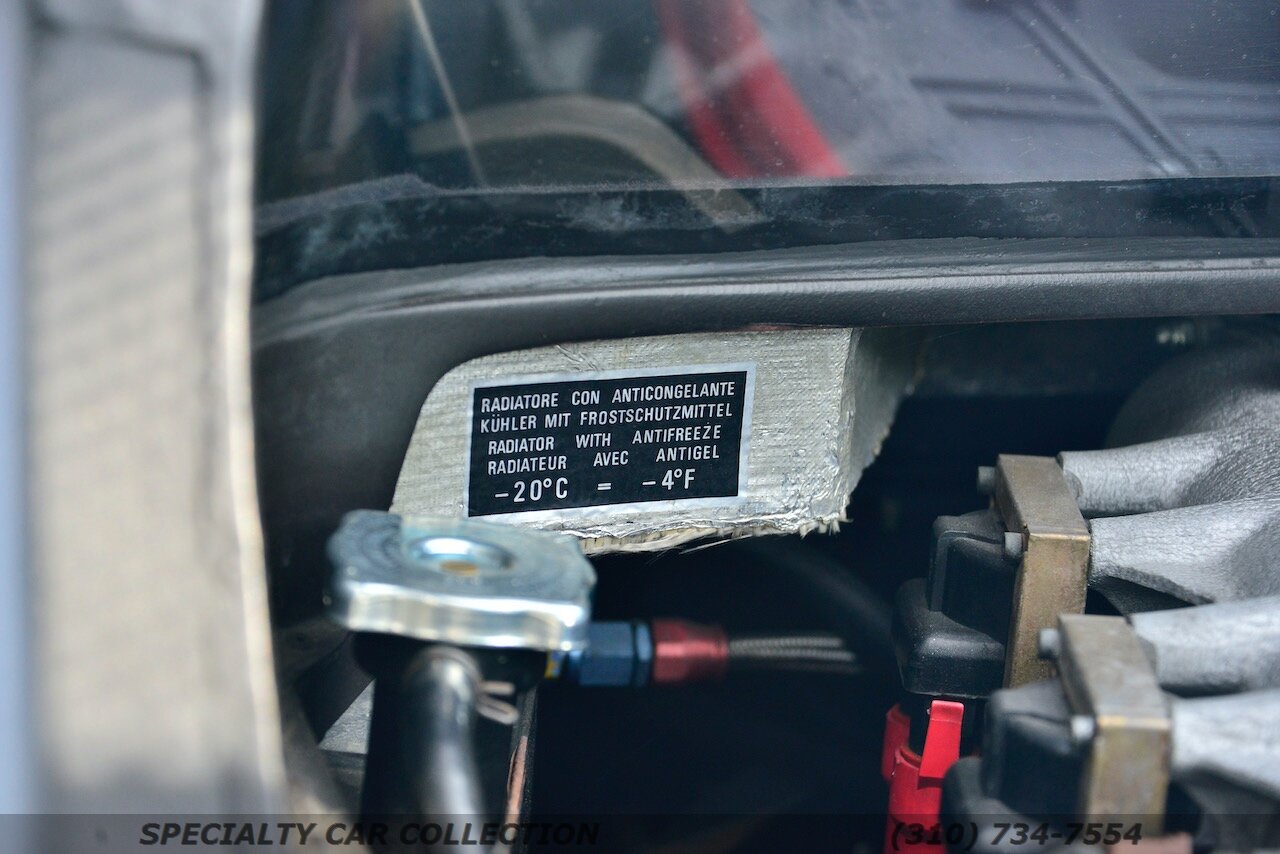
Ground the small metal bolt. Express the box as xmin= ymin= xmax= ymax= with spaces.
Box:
xmin=976 ymin=466 xmax=997 ymax=496
xmin=1003 ymin=530 xmax=1025 ymax=560
xmin=1037 ymin=628 xmax=1061 ymax=661
xmin=1070 ymin=714 xmax=1096 ymax=745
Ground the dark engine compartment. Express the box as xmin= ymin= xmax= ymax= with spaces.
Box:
xmin=283 ymin=317 xmax=1265 ymax=851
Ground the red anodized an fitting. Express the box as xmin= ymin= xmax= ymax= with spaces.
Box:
xmin=649 ymin=618 xmax=730 ymax=685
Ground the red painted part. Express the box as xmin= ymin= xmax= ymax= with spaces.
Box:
xmin=654 ymin=1 xmax=756 ymax=177
xmin=650 ymin=618 xmax=730 ymax=684
xmin=884 ymin=699 xmax=965 ymax=854
xmin=653 ymin=0 xmax=846 ymax=178
xmin=881 ymin=704 xmax=912 ymax=782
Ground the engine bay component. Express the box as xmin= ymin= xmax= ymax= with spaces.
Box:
xmin=912 ymin=334 xmax=1280 ymax=852
xmin=1129 ymin=596 xmax=1280 ymax=695
xmin=558 ymin=619 xmax=859 ymax=687
xmin=363 ymin=643 xmax=488 ymax=821
xmin=1050 ymin=614 xmax=1171 ymax=832
xmin=321 ymin=512 xmax=870 ymax=831
xmin=1059 ymin=336 xmax=1280 ymax=611
xmin=1169 ymin=689 xmax=1280 ymax=839
xmin=295 ymin=326 xmax=1280 ymax=852
xmin=948 ymin=680 xmax=1280 ymax=851
xmin=883 ymin=698 xmax=965 ymax=854
xmin=326 ymin=511 xmax=595 ymax=651
xmin=989 ymin=455 xmax=1091 ymax=687
xmin=392 ymin=328 xmax=916 ymax=552
xmin=325 ymin=512 xmax=592 ymax=825
xmin=1087 ymin=498 xmax=1280 ymax=608
xmin=17 ymin=0 xmax=1280 ymax=842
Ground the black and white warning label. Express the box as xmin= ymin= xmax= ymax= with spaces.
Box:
xmin=466 ymin=365 xmax=753 ymax=516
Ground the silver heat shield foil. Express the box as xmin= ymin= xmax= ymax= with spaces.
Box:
xmin=392 ymin=328 xmax=916 ymax=553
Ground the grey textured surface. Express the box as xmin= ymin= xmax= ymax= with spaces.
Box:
xmin=1131 ymin=597 xmax=1280 ymax=696
xmin=1057 ymin=336 xmax=1280 ymax=834
xmin=1061 ymin=430 xmax=1277 ymax=518
xmin=1105 ymin=336 xmax=1280 ymax=444
xmin=1169 ymin=691 xmax=1280 ymax=849
xmin=1089 ymin=498 xmax=1280 ymax=608
xmin=27 ymin=0 xmax=284 ymax=817
xmin=319 ymin=683 xmax=374 ymax=757
xmin=1060 ymin=341 xmax=1280 ymax=517
xmin=1058 ymin=336 xmax=1280 ymax=611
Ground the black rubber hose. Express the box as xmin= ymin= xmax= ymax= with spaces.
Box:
xmin=734 ymin=538 xmax=896 ymax=668
xmin=399 ymin=646 xmax=488 ymax=826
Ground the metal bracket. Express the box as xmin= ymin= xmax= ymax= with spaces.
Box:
xmin=326 ymin=511 xmax=596 ymax=652
xmin=993 ymin=455 xmax=1090 ymax=686
xmin=1053 ymin=614 xmax=1170 ymax=833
